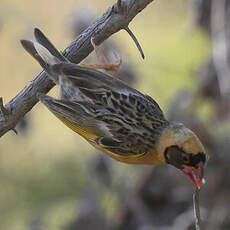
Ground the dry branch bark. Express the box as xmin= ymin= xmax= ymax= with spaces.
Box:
xmin=0 ymin=0 xmax=154 ymax=137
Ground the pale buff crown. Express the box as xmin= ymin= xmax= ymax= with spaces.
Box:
xmin=155 ymin=122 xmax=206 ymax=164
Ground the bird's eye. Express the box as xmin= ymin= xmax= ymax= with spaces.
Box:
xmin=182 ymin=154 xmax=190 ymax=164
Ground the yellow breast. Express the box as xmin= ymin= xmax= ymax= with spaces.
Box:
xmin=54 ymin=113 xmax=165 ymax=166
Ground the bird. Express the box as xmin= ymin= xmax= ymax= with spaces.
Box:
xmin=21 ymin=28 xmax=207 ymax=189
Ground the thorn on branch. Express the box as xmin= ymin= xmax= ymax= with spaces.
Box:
xmin=0 ymin=97 xmax=9 ymax=116
xmin=114 ymin=0 xmax=126 ymax=15
xmin=117 ymin=0 xmax=122 ymax=12
xmin=125 ymin=27 xmax=145 ymax=59
xmin=12 ymin=128 xmax=18 ymax=135
xmin=193 ymin=188 xmax=202 ymax=230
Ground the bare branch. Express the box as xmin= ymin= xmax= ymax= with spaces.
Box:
xmin=211 ymin=0 xmax=230 ymax=96
xmin=0 ymin=0 xmax=154 ymax=137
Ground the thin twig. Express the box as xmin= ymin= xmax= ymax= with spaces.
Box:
xmin=193 ymin=188 xmax=202 ymax=230
xmin=125 ymin=27 xmax=145 ymax=59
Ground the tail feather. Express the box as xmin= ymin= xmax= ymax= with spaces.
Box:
xmin=21 ymin=40 xmax=48 ymax=70
xmin=21 ymin=28 xmax=67 ymax=83
xmin=34 ymin=28 xmax=66 ymax=62
xmin=21 ymin=39 xmax=59 ymax=74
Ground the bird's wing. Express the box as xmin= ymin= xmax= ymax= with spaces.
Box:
xmin=21 ymin=28 xmax=169 ymax=156
xmin=40 ymin=63 xmax=169 ymax=156
xmin=38 ymin=94 xmax=107 ymax=139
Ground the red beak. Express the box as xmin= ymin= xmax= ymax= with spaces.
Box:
xmin=182 ymin=162 xmax=205 ymax=189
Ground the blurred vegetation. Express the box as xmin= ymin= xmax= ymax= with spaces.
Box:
xmin=1 ymin=0 xmax=229 ymax=230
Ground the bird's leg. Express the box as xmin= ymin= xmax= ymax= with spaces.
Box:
xmin=81 ymin=37 xmax=122 ymax=72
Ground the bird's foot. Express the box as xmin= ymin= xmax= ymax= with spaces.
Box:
xmin=81 ymin=37 xmax=122 ymax=72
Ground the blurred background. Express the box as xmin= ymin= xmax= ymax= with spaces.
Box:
xmin=0 ymin=0 xmax=230 ymax=229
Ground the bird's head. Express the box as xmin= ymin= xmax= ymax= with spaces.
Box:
xmin=157 ymin=122 xmax=207 ymax=189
